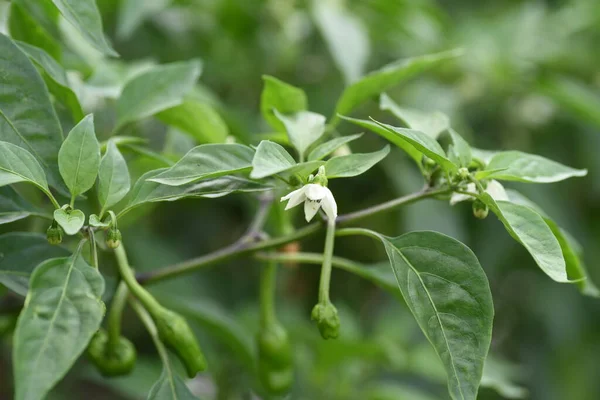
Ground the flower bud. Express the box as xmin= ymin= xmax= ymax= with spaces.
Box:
xmin=46 ymin=223 xmax=63 ymax=245
xmin=472 ymin=199 xmax=489 ymax=219
xmin=311 ymin=302 xmax=340 ymax=340
xmin=312 ymin=166 xmax=328 ymax=187
xmin=87 ymin=329 xmax=137 ymax=377
xmin=152 ymin=307 xmax=207 ymax=377
xmin=106 ymin=228 xmax=122 ymax=249
xmin=458 ymin=167 xmax=470 ymax=180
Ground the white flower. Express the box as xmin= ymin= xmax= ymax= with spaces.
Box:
xmin=450 ymin=179 xmax=509 ymax=205
xmin=280 ymin=183 xmax=338 ymax=222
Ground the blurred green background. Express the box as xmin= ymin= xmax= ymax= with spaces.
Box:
xmin=1 ymin=0 xmax=600 ymax=399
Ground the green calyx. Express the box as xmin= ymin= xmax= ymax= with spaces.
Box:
xmin=458 ymin=167 xmax=470 ymax=180
xmin=151 ymin=307 xmax=207 ymax=377
xmin=46 ymin=222 xmax=63 ymax=245
xmin=257 ymin=323 xmax=293 ymax=395
xmin=472 ymin=199 xmax=489 ymax=219
xmin=87 ymin=329 xmax=137 ymax=377
xmin=106 ymin=228 xmax=122 ymax=249
xmin=311 ymin=301 xmax=340 ymax=340
xmin=310 ymin=165 xmax=328 ymax=187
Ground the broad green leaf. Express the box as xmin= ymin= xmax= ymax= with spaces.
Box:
xmin=147 ymin=367 xmax=199 ymax=400
xmin=0 ymin=141 xmax=50 ymax=194
xmin=308 ymin=133 xmax=363 ymax=161
xmin=353 ymin=229 xmax=493 ymax=400
xmin=325 ymin=145 xmax=390 ymax=178
xmin=0 ymin=34 xmax=63 ymax=188
xmin=117 ymin=60 xmax=202 ymax=128
xmin=447 ymin=129 xmax=472 ymax=168
xmin=97 ymin=141 xmax=131 ymax=211
xmin=148 ymin=144 xmax=254 ymax=186
xmin=481 ymin=355 xmax=528 ymax=399
xmin=8 ymin=2 xmax=61 ymax=59
xmin=482 ymin=151 xmax=587 ymax=183
xmin=280 ymin=161 xmax=324 ymax=181
xmin=250 ymin=140 xmax=296 ymax=179
xmin=89 ymin=214 xmax=109 ymax=228
xmin=58 ymin=114 xmax=101 ymax=198
xmin=50 ymin=0 xmax=118 ymax=56
xmin=53 ymin=208 xmax=85 ymax=235
xmin=157 ymin=100 xmax=228 ymax=144
xmin=471 ymin=148 xmax=497 ymax=166
xmin=343 ymin=116 xmax=457 ymax=171
xmin=0 ymin=232 xmax=69 ymax=296
xmin=122 ymin=170 xmax=272 ymax=216
xmin=16 ymin=41 xmax=84 ymax=121
xmin=331 ymin=49 xmax=464 ymax=126
xmin=480 ymin=193 xmax=568 ymax=283
xmin=260 ymin=75 xmax=307 ymax=132
xmin=274 ymin=110 xmax=326 ymax=158
xmin=117 ymin=0 xmax=169 ymax=40
xmin=13 ymin=252 xmax=105 ymax=400
xmin=0 ymin=187 xmax=39 ymax=225
xmin=312 ymin=0 xmax=369 ymax=84
xmin=380 ymin=93 xmax=450 ymax=138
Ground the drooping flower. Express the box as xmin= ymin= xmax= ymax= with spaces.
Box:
xmin=450 ymin=179 xmax=509 ymax=205
xmin=281 ymin=183 xmax=337 ymax=222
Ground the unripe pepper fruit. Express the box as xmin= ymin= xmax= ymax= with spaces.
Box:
xmin=257 ymin=323 xmax=293 ymax=395
xmin=87 ymin=329 xmax=136 ymax=377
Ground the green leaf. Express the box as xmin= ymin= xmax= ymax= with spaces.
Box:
xmin=479 ymin=193 xmax=568 ymax=283
xmin=0 ymin=34 xmax=63 ymax=188
xmin=58 ymin=114 xmax=101 ymax=198
xmin=481 ymin=151 xmax=587 ymax=183
xmin=123 ymin=170 xmax=272 ymax=216
xmin=157 ymin=100 xmax=229 ymax=144
xmin=148 ymin=144 xmax=254 ymax=186
xmin=342 ymin=116 xmax=456 ymax=171
xmin=0 ymin=141 xmax=50 ymax=195
xmin=13 ymin=251 xmax=105 ymax=400
xmin=117 ymin=60 xmax=202 ymax=128
xmin=117 ymin=0 xmax=169 ymax=40
xmin=50 ymin=0 xmax=118 ymax=56
xmin=481 ymin=355 xmax=528 ymax=399
xmin=325 ymin=145 xmax=390 ymax=178
xmin=88 ymin=214 xmax=109 ymax=228
xmin=447 ymin=129 xmax=472 ymax=168
xmin=250 ymin=140 xmax=296 ymax=179
xmin=312 ymin=0 xmax=369 ymax=84
xmin=260 ymin=75 xmax=307 ymax=132
xmin=0 ymin=187 xmax=39 ymax=225
xmin=8 ymin=2 xmax=61 ymax=60
xmin=331 ymin=49 xmax=464 ymax=126
xmin=53 ymin=208 xmax=85 ymax=235
xmin=147 ymin=367 xmax=199 ymax=400
xmin=380 ymin=93 xmax=450 ymax=138
xmin=353 ymin=229 xmax=493 ymax=400
xmin=307 ymin=133 xmax=363 ymax=161
xmin=16 ymin=41 xmax=84 ymax=122
xmin=274 ymin=110 xmax=326 ymax=158
xmin=97 ymin=140 xmax=131 ymax=211
xmin=0 ymin=232 xmax=69 ymax=296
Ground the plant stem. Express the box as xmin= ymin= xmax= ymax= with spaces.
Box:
xmin=130 ymin=299 xmax=171 ymax=368
xmin=137 ymin=186 xmax=449 ymax=285
xmin=259 ymin=259 xmax=278 ymax=329
xmin=114 ymin=243 xmax=162 ymax=311
xmin=107 ymin=281 xmax=128 ymax=347
xmin=89 ymin=228 xmax=99 ymax=269
xmin=318 ymin=220 xmax=336 ymax=304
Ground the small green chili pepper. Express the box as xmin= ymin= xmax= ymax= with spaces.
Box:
xmin=87 ymin=329 xmax=136 ymax=377
xmin=257 ymin=323 xmax=293 ymax=395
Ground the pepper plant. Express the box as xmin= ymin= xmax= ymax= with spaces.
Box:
xmin=0 ymin=1 xmax=596 ymax=399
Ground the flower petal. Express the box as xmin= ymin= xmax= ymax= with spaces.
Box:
xmin=304 ymin=184 xmax=328 ymax=201
xmin=320 ymin=189 xmax=338 ymax=220
xmin=304 ymin=199 xmax=321 ymax=222
xmin=486 ymin=180 xmax=509 ymax=201
xmin=281 ymin=187 xmax=306 ymax=210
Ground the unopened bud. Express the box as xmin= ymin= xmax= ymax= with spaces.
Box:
xmin=106 ymin=228 xmax=122 ymax=249
xmin=311 ymin=302 xmax=340 ymax=339
xmin=472 ymin=199 xmax=489 ymax=219
xmin=458 ymin=167 xmax=470 ymax=180
xmin=46 ymin=223 xmax=63 ymax=245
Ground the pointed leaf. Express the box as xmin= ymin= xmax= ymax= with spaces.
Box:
xmin=148 ymin=144 xmax=254 ymax=186
xmin=13 ymin=252 xmax=105 ymax=400
xmin=0 ymin=187 xmax=39 ymax=225
xmin=147 ymin=367 xmax=199 ymax=400
xmin=0 ymin=141 xmax=50 ymax=194
xmin=331 ymin=49 xmax=463 ymax=126
xmin=117 ymin=60 xmax=202 ymax=128
xmin=447 ymin=129 xmax=472 ymax=168
xmin=250 ymin=140 xmax=296 ymax=179
xmin=274 ymin=110 xmax=326 ymax=158
xmin=483 ymin=151 xmax=587 ymax=183
xmin=0 ymin=232 xmax=69 ymax=296
xmin=58 ymin=114 xmax=101 ymax=198
xmin=325 ymin=145 xmax=390 ymax=178
xmin=380 ymin=93 xmax=450 ymax=138
xmin=353 ymin=229 xmax=493 ymax=400
xmin=157 ymin=100 xmax=228 ymax=144
xmin=98 ymin=141 xmax=131 ymax=210
xmin=50 ymin=0 xmax=118 ymax=56
xmin=307 ymin=133 xmax=363 ymax=161
xmin=260 ymin=75 xmax=307 ymax=132
xmin=0 ymin=34 xmax=63 ymax=188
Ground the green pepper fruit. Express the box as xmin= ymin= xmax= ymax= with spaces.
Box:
xmin=257 ymin=323 xmax=293 ymax=395
xmin=106 ymin=228 xmax=122 ymax=249
xmin=152 ymin=307 xmax=207 ymax=377
xmin=472 ymin=199 xmax=489 ymax=219
xmin=87 ymin=329 xmax=136 ymax=377
xmin=46 ymin=222 xmax=63 ymax=245
xmin=311 ymin=302 xmax=340 ymax=339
